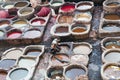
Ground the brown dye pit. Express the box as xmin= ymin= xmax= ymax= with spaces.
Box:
xmin=107 ymin=2 xmax=120 ymax=7
xmin=0 ymin=70 xmax=7 ymax=80
xmin=105 ymin=41 xmax=120 ymax=49
xmin=55 ymin=27 xmax=68 ymax=33
xmin=58 ymin=15 xmax=73 ymax=24
xmin=25 ymin=49 xmax=41 ymax=56
xmin=15 ymin=2 xmax=28 ymax=7
xmin=105 ymin=44 xmax=120 ymax=49
xmin=72 ymin=27 xmax=86 ymax=33
xmin=104 ymin=14 xmax=120 ymax=20
xmin=51 ymin=54 xmax=69 ymax=65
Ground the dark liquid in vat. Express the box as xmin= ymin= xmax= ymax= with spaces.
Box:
xmin=55 ymin=27 xmax=68 ymax=33
xmin=15 ymin=2 xmax=28 ymax=7
xmin=48 ymin=69 xmax=63 ymax=79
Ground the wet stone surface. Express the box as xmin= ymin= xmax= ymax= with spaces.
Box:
xmin=0 ymin=7 xmax=103 ymax=80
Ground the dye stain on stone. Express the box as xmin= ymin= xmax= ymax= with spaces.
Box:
xmin=51 ymin=54 xmax=69 ymax=65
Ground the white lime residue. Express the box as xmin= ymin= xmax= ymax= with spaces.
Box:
xmin=5 ymin=50 xmax=22 ymax=59
xmin=78 ymin=5 xmax=92 ymax=10
xmin=71 ymin=55 xmax=88 ymax=65
xmin=18 ymin=58 xmax=36 ymax=68
xmin=4 ymin=5 xmax=14 ymax=9
xmin=77 ymin=17 xmax=89 ymax=21
xmin=0 ymin=31 xmax=4 ymax=37
xmin=23 ymin=30 xmax=41 ymax=38
xmin=71 ymin=55 xmax=87 ymax=61
xmin=52 ymin=3 xmax=62 ymax=6
xmin=13 ymin=24 xmax=27 ymax=28
xmin=105 ymin=52 xmax=120 ymax=63
xmin=32 ymin=21 xmax=42 ymax=26
xmin=73 ymin=45 xmax=91 ymax=55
